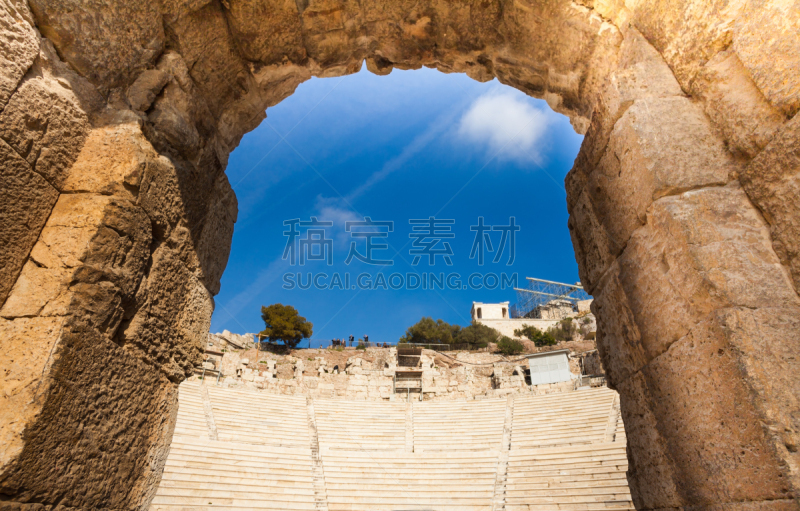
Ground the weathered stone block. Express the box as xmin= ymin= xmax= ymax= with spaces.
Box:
xmin=579 ymin=27 xmax=683 ymax=170
xmin=690 ymin=49 xmax=785 ymax=158
xmin=616 ymin=184 xmax=799 ymax=363
xmin=0 ymin=0 xmax=39 ymax=110
xmin=115 ymin=245 xmax=205 ymax=382
xmin=630 ymin=0 xmax=742 ymax=91
xmin=639 ymin=309 xmax=792 ymax=506
xmin=590 ymin=263 xmax=648 ymax=387
xmin=616 ymin=372 xmax=683 ymax=510
xmin=127 ymin=69 xmax=170 ymax=112
xmin=0 ymin=140 xmax=58 ymax=308
xmin=223 ymin=0 xmax=306 ymax=65
xmin=740 ymin=112 xmax=800 ymax=294
xmin=0 ymin=316 xmax=64 ymax=472
xmin=61 ymin=123 xmax=157 ymax=200
xmin=567 ymin=188 xmax=616 ymax=293
xmin=0 ymin=76 xmax=89 ymax=189
xmin=0 ymin=322 xmax=178 ymax=509
xmin=733 ymin=0 xmax=800 ymax=116
xmin=194 ymin=173 xmax=237 ymax=295
xmin=589 ymin=96 xmax=735 ymax=252
xmin=717 ymin=306 xmax=800 ymax=495
xmin=0 ymin=260 xmax=74 ymax=319
xmin=28 ymin=0 xmax=165 ymax=90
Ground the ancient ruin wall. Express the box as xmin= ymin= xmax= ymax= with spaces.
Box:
xmin=0 ymin=0 xmax=798 ymax=509
xmin=201 ymin=346 xmax=580 ymax=401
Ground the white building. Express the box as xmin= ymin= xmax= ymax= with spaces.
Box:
xmin=471 ymin=299 xmax=595 ymax=340
xmin=471 ymin=301 xmax=561 ymax=339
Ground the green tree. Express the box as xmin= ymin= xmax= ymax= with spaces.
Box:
xmin=497 ymin=336 xmax=525 ymax=355
xmin=259 ymin=304 xmax=313 ymax=349
xmin=547 ymin=318 xmax=577 ymax=343
xmin=514 ymin=324 xmax=557 ymax=347
xmin=399 ymin=317 xmax=461 ymax=345
xmin=454 ymin=321 xmax=499 ymax=349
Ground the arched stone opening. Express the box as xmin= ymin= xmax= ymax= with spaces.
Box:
xmin=0 ymin=0 xmax=798 ymax=509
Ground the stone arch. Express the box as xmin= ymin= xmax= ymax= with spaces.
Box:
xmin=0 ymin=0 xmax=798 ymax=509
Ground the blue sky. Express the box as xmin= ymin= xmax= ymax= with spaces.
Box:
xmin=211 ymin=64 xmax=584 ymax=347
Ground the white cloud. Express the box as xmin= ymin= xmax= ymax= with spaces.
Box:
xmin=458 ymin=91 xmax=551 ymax=163
xmin=345 ymin=107 xmax=460 ymax=203
xmin=314 ymin=198 xmax=364 ymax=249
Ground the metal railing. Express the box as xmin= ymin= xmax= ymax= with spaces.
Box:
xmin=398 ymin=342 xmax=489 ymax=351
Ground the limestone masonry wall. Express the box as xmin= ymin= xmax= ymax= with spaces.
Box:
xmin=196 ymin=345 xmax=583 ymax=401
xmin=0 ymin=0 xmax=798 ymax=509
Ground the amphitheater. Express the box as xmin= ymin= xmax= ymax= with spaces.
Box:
xmin=150 ymin=381 xmax=628 ymax=510
xmin=1 ymin=0 xmax=798 ymax=509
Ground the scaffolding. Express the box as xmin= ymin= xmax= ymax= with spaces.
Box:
xmin=510 ymin=277 xmax=591 ymax=319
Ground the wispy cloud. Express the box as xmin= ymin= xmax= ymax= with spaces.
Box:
xmin=313 ymin=198 xmax=364 ymax=249
xmin=344 ymin=106 xmax=462 ymax=203
xmin=457 ymin=91 xmax=551 ymax=164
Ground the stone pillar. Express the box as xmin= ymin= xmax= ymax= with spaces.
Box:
xmin=0 ymin=112 xmax=230 ymax=508
xmin=567 ymin=27 xmax=800 ymax=510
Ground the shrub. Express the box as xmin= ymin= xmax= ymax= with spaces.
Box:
xmin=399 ymin=317 xmax=461 ymax=345
xmin=514 ymin=324 xmax=557 ymax=347
xmin=454 ymin=321 xmax=499 ymax=349
xmin=547 ymin=318 xmax=577 ymax=342
xmin=497 ymin=336 xmax=525 ymax=355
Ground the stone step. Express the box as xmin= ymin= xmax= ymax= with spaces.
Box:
xmin=506 ymin=486 xmax=631 ymax=497
xmin=508 ymin=446 xmax=626 ymax=460
xmin=512 ymin=418 xmax=611 ymax=427
xmin=322 ymin=456 xmax=497 ymax=475
xmin=507 ymin=467 xmax=630 ymax=480
xmin=506 ymin=500 xmax=632 ymax=509
xmin=324 ymin=488 xmax=494 ymax=497
xmin=163 ymin=461 xmax=313 ymax=478
xmin=212 ymin=414 xmax=309 ymax=425
xmin=170 ymin=436 xmax=310 ymax=454
xmin=214 ymin=436 xmax=310 ymax=448
xmin=508 ymin=462 xmax=630 ymax=476
xmin=159 ymin=470 xmax=314 ymax=485
xmin=166 ymin=448 xmax=311 ymax=465
xmin=325 ymin=496 xmax=492 ymax=506
xmin=164 ymin=453 xmax=312 ymax=468
xmin=507 ymin=478 xmax=629 ymax=490
xmin=511 ymin=427 xmax=606 ymax=442
xmin=506 ymin=503 xmax=633 ymax=511
xmin=513 ymin=416 xmax=615 ymax=424
xmin=512 ymin=424 xmax=611 ymax=434
xmin=509 ymin=452 xmax=628 ymax=468
xmin=327 ymin=504 xmax=490 ymax=511
xmin=416 ymin=400 xmax=506 ymax=408
xmin=319 ymin=449 xmax=500 ymax=459
xmin=323 ymin=474 xmax=497 ymax=483
xmin=155 ymin=484 xmax=314 ymax=498
xmin=150 ymin=495 xmax=316 ymax=510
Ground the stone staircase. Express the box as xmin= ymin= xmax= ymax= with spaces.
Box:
xmin=206 ymin=386 xmax=310 ymax=448
xmin=314 ymin=398 xmax=406 ymax=451
xmin=505 ymin=443 xmax=632 ymax=511
xmin=322 ymin=449 xmax=499 ymax=510
xmin=150 ymin=437 xmax=317 ymax=510
xmin=413 ymin=396 xmax=507 ymax=452
xmin=150 ymin=382 xmax=631 ymax=510
xmin=491 ymin=395 xmax=514 ymax=511
xmin=306 ymin=398 xmax=330 ymax=511
xmin=511 ymin=387 xmax=620 ymax=449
